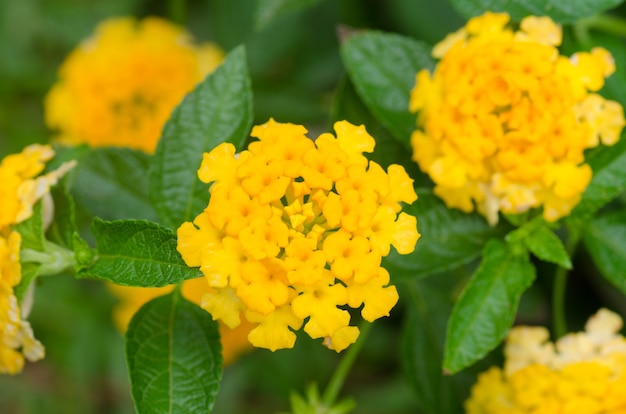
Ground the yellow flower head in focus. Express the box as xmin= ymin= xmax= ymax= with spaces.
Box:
xmin=0 ymin=144 xmax=74 ymax=374
xmin=177 ymin=119 xmax=420 ymax=352
xmin=465 ymin=308 xmax=626 ymax=413
xmin=45 ymin=16 xmax=224 ymax=153
xmin=410 ymin=12 xmax=625 ymax=225
xmin=107 ymin=278 xmax=254 ymax=365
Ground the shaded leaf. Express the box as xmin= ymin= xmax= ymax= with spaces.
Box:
xmin=14 ymin=202 xmax=45 ymax=302
xmin=72 ymin=147 xmax=157 ymax=221
xmin=583 ymin=210 xmax=626 ymax=294
xmin=341 ymin=31 xmax=434 ymax=145
xmin=443 ymin=239 xmax=535 ymax=373
xmin=384 ymin=190 xmax=509 ymax=280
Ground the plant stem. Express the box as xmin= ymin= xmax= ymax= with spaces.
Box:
xmin=321 ymin=321 xmax=372 ymax=407
xmin=552 ymin=230 xmax=581 ymax=338
xmin=578 ymin=14 xmax=626 ymax=38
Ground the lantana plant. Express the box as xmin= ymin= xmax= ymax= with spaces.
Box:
xmin=4 ymin=1 xmax=626 ymax=413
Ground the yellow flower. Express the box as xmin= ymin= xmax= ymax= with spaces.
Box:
xmin=177 ymin=119 xmax=420 ymax=352
xmin=465 ymin=308 xmax=626 ymax=413
xmin=0 ymin=145 xmax=74 ymax=374
xmin=410 ymin=12 xmax=625 ymax=225
xmin=45 ymin=16 xmax=224 ymax=153
xmin=107 ymin=278 xmax=254 ymax=365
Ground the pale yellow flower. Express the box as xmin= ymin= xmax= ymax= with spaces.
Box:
xmin=466 ymin=308 xmax=626 ymax=413
xmin=410 ymin=12 xmax=625 ymax=224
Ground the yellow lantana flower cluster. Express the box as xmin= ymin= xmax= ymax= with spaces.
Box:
xmin=466 ymin=308 xmax=626 ymax=413
xmin=45 ymin=16 xmax=223 ymax=153
xmin=0 ymin=145 xmax=74 ymax=374
xmin=177 ymin=119 xmax=420 ymax=352
xmin=410 ymin=12 xmax=625 ymax=225
xmin=108 ymin=279 xmax=254 ymax=365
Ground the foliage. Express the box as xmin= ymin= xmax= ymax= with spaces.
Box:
xmin=2 ymin=0 xmax=626 ymax=413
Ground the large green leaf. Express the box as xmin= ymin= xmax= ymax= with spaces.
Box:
xmin=254 ymin=0 xmax=323 ymax=30
xmin=72 ymin=147 xmax=157 ymax=221
xmin=149 ymin=46 xmax=253 ymax=229
xmin=341 ymin=31 xmax=434 ymax=146
xmin=402 ymin=278 xmax=475 ymax=414
xmin=450 ymin=0 xmax=622 ymax=23
xmin=443 ymin=239 xmax=535 ymax=373
xmin=127 ymin=291 xmax=223 ymax=414
xmin=78 ymin=219 xmax=201 ymax=287
xmin=383 ymin=190 xmax=509 ymax=280
xmin=583 ymin=210 xmax=626 ymax=295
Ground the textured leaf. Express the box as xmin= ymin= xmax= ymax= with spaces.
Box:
xmin=450 ymin=0 xmax=622 ymax=23
xmin=149 ymin=46 xmax=253 ymax=229
xmin=254 ymin=0 xmax=323 ymax=30
xmin=341 ymin=31 xmax=434 ymax=145
xmin=127 ymin=291 xmax=223 ymax=414
xmin=72 ymin=147 xmax=157 ymax=221
xmin=583 ymin=210 xmax=626 ymax=295
xmin=78 ymin=219 xmax=201 ymax=287
xmin=443 ymin=239 xmax=535 ymax=373
xmin=383 ymin=190 xmax=509 ymax=280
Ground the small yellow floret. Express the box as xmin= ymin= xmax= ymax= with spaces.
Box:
xmin=177 ymin=119 xmax=420 ymax=351
xmin=410 ymin=12 xmax=625 ymax=224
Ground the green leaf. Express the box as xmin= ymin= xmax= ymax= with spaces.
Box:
xmin=571 ymin=136 xmax=626 ymax=218
xmin=254 ymin=0 xmax=323 ymax=30
xmin=383 ymin=190 xmax=509 ymax=280
xmin=443 ymin=239 xmax=535 ymax=373
xmin=126 ymin=291 xmax=223 ymax=414
xmin=14 ymin=201 xmax=45 ymax=302
xmin=72 ymin=147 xmax=157 ymax=221
xmin=341 ymin=31 xmax=435 ymax=145
xmin=78 ymin=218 xmax=201 ymax=287
xmin=402 ymin=277 xmax=476 ymax=414
xmin=506 ymin=217 xmax=572 ymax=269
xmin=450 ymin=0 xmax=622 ymax=23
xmin=583 ymin=210 xmax=626 ymax=295
xmin=47 ymin=183 xmax=77 ymax=249
xmin=149 ymin=46 xmax=253 ymax=229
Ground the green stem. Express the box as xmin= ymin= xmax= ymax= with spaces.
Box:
xmin=168 ymin=0 xmax=186 ymax=25
xmin=552 ymin=229 xmax=581 ymax=338
xmin=21 ymin=240 xmax=75 ymax=276
xmin=321 ymin=321 xmax=372 ymax=407
xmin=578 ymin=14 xmax=626 ymax=38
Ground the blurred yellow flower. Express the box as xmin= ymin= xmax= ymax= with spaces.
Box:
xmin=177 ymin=119 xmax=420 ymax=352
xmin=466 ymin=308 xmax=626 ymax=413
xmin=0 ymin=144 xmax=74 ymax=374
xmin=45 ymin=16 xmax=224 ymax=153
xmin=410 ymin=12 xmax=625 ymax=224
xmin=107 ymin=278 xmax=254 ymax=365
